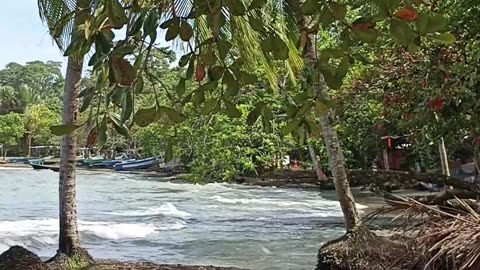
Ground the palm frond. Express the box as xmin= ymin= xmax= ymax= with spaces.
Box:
xmin=37 ymin=0 xmax=77 ymax=50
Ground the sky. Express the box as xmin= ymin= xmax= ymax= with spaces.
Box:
xmin=0 ymin=0 xmax=68 ymax=72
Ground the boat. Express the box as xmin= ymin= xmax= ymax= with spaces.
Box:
xmin=7 ymin=157 xmax=44 ymax=164
xmin=29 ymin=161 xmax=59 ymax=172
xmin=113 ymin=157 xmax=159 ymax=171
xmin=79 ymin=157 xmax=105 ymax=167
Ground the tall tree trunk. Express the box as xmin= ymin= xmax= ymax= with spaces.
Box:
xmin=288 ymin=0 xmax=361 ymax=230
xmin=58 ymin=55 xmax=83 ymax=255
xmin=55 ymin=0 xmax=91 ymax=262
xmin=27 ymin=133 xmax=32 ymax=157
xmin=307 ymin=138 xmax=327 ymax=181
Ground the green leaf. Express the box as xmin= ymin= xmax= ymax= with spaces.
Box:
xmin=302 ymin=0 xmax=320 ymax=15
xmin=175 ymin=78 xmax=186 ymax=98
xmin=165 ymin=142 xmax=173 ymax=162
xmin=133 ymin=106 xmax=157 ymax=127
xmin=330 ymin=3 xmax=347 ymax=20
xmin=248 ymin=16 xmax=264 ymax=33
xmin=247 ymin=102 xmax=264 ymax=125
xmin=200 ymin=51 xmax=216 ymax=66
xmin=111 ymin=57 xmax=137 ymax=86
xmin=200 ymin=99 xmax=217 ymax=115
xmin=98 ymin=116 xmax=108 ymax=147
xmin=50 ymin=124 xmax=81 ymax=136
xmin=428 ymin=32 xmax=456 ymax=44
xmin=272 ymin=36 xmax=289 ymax=60
xmin=80 ymin=93 xmax=93 ymax=113
xmin=260 ymin=35 xmax=274 ymax=53
xmin=352 ymin=29 xmax=378 ymax=43
xmin=335 ymin=57 xmax=349 ymax=80
xmin=296 ymin=100 xmax=314 ymax=117
xmin=109 ymin=113 xmax=129 ymax=137
xmin=135 ymin=75 xmax=144 ymax=94
xmin=249 ymin=0 xmax=266 ymax=10
xmin=416 ymin=14 xmax=447 ymax=33
xmin=223 ymin=98 xmax=242 ymax=118
xmin=107 ymin=0 xmax=128 ymax=29
xmin=192 ymin=90 xmax=205 ymax=106
xmin=209 ymin=66 xmax=225 ymax=81
xmin=390 ymin=20 xmax=413 ymax=46
xmin=179 ymin=54 xmax=191 ymax=67
xmin=281 ymin=119 xmax=301 ymax=135
xmin=224 ymin=0 xmax=246 ymax=16
xmin=179 ymin=21 xmax=193 ymax=41
xmin=217 ymin=39 xmax=232 ymax=60
xmin=121 ymin=90 xmax=133 ymax=123
xmin=166 ymin=23 xmax=180 ymax=41
xmin=223 ymin=70 xmax=240 ymax=97
xmin=186 ymin=59 xmax=195 ymax=79
xmin=160 ymin=107 xmax=187 ymax=123
xmin=159 ymin=18 xmax=173 ymax=29
xmin=238 ymin=71 xmax=257 ymax=85
xmin=262 ymin=106 xmax=274 ymax=121
xmin=320 ymin=7 xmax=335 ymax=27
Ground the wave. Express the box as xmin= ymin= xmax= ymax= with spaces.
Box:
xmin=209 ymin=195 xmax=367 ymax=208
xmin=0 ymin=218 xmax=186 ymax=241
xmin=105 ymin=202 xmax=192 ymax=218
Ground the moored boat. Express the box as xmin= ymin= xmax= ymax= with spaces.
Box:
xmin=113 ymin=157 xmax=159 ymax=171
xmin=29 ymin=161 xmax=59 ymax=172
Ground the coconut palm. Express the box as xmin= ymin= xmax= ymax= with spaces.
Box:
xmin=37 ymin=0 xmax=94 ymax=266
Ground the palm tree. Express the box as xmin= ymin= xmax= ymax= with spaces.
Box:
xmin=37 ymin=0 xmax=94 ymax=266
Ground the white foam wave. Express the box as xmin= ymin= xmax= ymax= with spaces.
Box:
xmin=0 ymin=218 xmax=186 ymax=241
xmin=105 ymin=202 xmax=191 ymax=218
xmin=209 ymin=195 xmax=368 ymax=210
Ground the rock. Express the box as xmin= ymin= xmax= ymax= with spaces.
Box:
xmin=0 ymin=246 xmax=50 ymax=270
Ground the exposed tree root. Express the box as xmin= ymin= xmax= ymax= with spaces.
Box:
xmin=47 ymin=248 xmax=94 ymax=270
xmin=316 ymin=226 xmax=413 ymax=270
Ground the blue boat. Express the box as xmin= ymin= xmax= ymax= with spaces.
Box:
xmin=7 ymin=157 xmax=44 ymax=164
xmin=113 ymin=157 xmax=159 ymax=171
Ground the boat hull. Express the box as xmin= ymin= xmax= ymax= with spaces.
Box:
xmin=113 ymin=157 xmax=159 ymax=171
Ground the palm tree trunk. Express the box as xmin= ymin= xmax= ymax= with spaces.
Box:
xmin=307 ymin=138 xmax=327 ymax=181
xmin=288 ymin=0 xmax=360 ymax=230
xmin=438 ymin=137 xmax=450 ymax=176
xmin=58 ymin=55 xmax=83 ymax=255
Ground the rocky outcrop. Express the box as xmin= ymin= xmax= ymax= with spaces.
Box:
xmin=0 ymin=246 xmax=50 ymax=270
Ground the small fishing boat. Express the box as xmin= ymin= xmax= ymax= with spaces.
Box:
xmin=7 ymin=157 xmax=44 ymax=164
xmin=29 ymin=161 xmax=59 ymax=172
xmin=113 ymin=157 xmax=159 ymax=171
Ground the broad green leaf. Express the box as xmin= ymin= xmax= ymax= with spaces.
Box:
xmin=111 ymin=57 xmax=137 ymax=85
xmin=161 ymin=107 xmax=187 ymax=123
xmin=294 ymin=92 xmax=310 ymax=104
xmin=192 ymin=90 xmax=205 ymax=105
xmin=166 ymin=23 xmax=180 ymax=41
xmin=302 ymin=0 xmax=320 ymax=15
xmin=133 ymin=106 xmax=157 ymax=127
xmin=272 ymin=36 xmax=289 ymax=60
xmin=249 ymin=0 xmax=266 ymax=10
xmin=238 ymin=71 xmax=257 ymax=85
xmin=247 ymin=102 xmax=264 ymax=125
xmin=98 ymin=116 xmax=108 ymax=147
xmin=135 ymin=75 xmax=144 ymax=94
xmin=281 ymin=119 xmax=301 ymax=135
xmin=200 ymin=51 xmax=216 ymax=66
xmin=159 ymin=18 xmax=173 ymax=29
xmin=223 ymin=99 xmax=242 ymax=118
xmin=428 ymin=33 xmax=456 ymax=44
xmin=186 ymin=60 xmax=195 ymax=79
xmin=224 ymin=0 xmax=246 ymax=15
xmin=109 ymin=112 xmax=129 ymax=137
xmin=260 ymin=35 xmax=274 ymax=53
xmin=200 ymin=99 xmax=217 ymax=115
xmin=50 ymin=124 xmax=81 ymax=136
xmin=427 ymin=15 xmax=448 ymax=33
xmin=179 ymin=21 xmax=193 ymax=41
xmin=121 ymin=90 xmax=133 ymax=123
xmin=80 ymin=93 xmax=93 ymax=113
xmin=336 ymin=57 xmax=349 ymax=80
xmin=223 ymin=70 xmax=240 ymax=96
xmin=330 ymin=3 xmax=347 ymax=20
xmin=262 ymin=106 xmax=274 ymax=121
xmin=165 ymin=142 xmax=173 ymax=162
xmin=296 ymin=100 xmax=314 ymax=117
xmin=217 ymin=39 xmax=232 ymax=60
xmin=352 ymin=29 xmax=378 ymax=43
xmin=390 ymin=20 xmax=413 ymax=46
xmin=248 ymin=16 xmax=264 ymax=33
xmin=107 ymin=0 xmax=128 ymax=29
xmin=286 ymin=104 xmax=299 ymax=118
xmin=209 ymin=66 xmax=225 ymax=81
xmin=179 ymin=54 xmax=191 ymax=67
xmin=175 ymin=78 xmax=186 ymax=98
xmin=320 ymin=7 xmax=335 ymax=27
